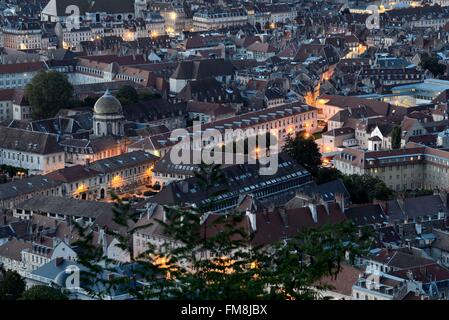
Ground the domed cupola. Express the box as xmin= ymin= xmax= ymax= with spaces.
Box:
xmin=93 ymin=89 xmax=125 ymax=137
xmin=94 ymin=89 xmax=123 ymax=115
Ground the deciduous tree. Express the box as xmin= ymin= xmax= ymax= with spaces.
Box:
xmin=25 ymin=71 xmax=74 ymax=120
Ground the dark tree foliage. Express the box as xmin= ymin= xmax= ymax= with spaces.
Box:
xmin=116 ymin=85 xmax=139 ymax=106
xmin=283 ymin=132 xmax=322 ymax=177
xmin=194 ymin=163 xmax=226 ymax=193
xmin=71 ymin=170 xmax=372 ymax=300
xmin=420 ymin=55 xmax=446 ymax=78
xmin=342 ymin=174 xmax=393 ymax=204
xmin=391 ymin=126 xmax=402 ymax=149
xmin=139 ymin=91 xmax=162 ymax=101
xmin=22 ymin=285 xmax=68 ymax=300
xmin=70 ymin=194 xmax=148 ymax=299
xmin=0 ymin=269 xmax=26 ymax=300
xmin=25 ymin=70 xmax=74 ymax=120
xmin=316 ymin=167 xmax=343 ymax=185
xmin=84 ymin=96 xmax=98 ymax=108
xmin=127 ymin=207 xmax=370 ymax=300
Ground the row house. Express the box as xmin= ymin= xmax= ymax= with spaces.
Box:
xmin=13 ymin=195 xmax=114 ymax=225
xmin=249 ymin=4 xmax=297 ymax=26
xmin=193 ymin=8 xmax=248 ymax=31
xmin=334 ymin=144 xmax=449 ymax=191
xmin=316 ymin=94 xmax=389 ymax=123
xmin=46 ymin=150 xmax=158 ymax=200
xmin=0 ymin=175 xmax=63 ymax=210
xmin=360 ymin=67 xmax=424 ymax=87
xmin=2 ymin=20 xmax=42 ymax=50
xmin=141 ymin=102 xmax=318 ymax=158
xmin=60 ymin=136 xmax=127 ymax=166
xmin=62 ymin=26 xmax=98 ymax=51
xmin=0 ymin=62 xmax=45 ymax=90
xmin=149 ymin=2 xmax=191 ymax=35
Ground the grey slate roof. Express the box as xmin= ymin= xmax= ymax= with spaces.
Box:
xmin=171 ymin=59 xmax=235 ymax=80
xmin=15 ymin=196 xmax=115 ymax=219
xmin=0 ymin=225 xmax=14 ymax=239
xmin=149 ymin=152 xmax=312 ymax=207
xmin=0 ymin=238 xmax=32 ymax=261
xmin=0 ymin=176 xmax=62 ymax=201
xmin=0 ymin=126 xmax=62 ymax=154
xmin=31 ymin=258 xmax=85 ymax=280
xmin=387 ymin=195 xmax=448 ymax=221
xmin=87 ymin=150 xmax=158 ymax=173
xmin=345 ymin=204 xmax=388 ymax=227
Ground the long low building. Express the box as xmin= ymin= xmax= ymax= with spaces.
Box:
xmin=131 ymin=102 xmax=318 ymax=157
xmin=12 ymin=196 xmax=115 ymax=223
xmin=148 ymin=152 xmax=314 ymax=212
xmin=46 ymin=150 xmax=159 ymax=200
xmin=334 ymin=143 xmax=449 ymax=191
xmin=0 ymin=175 xmax=63 ymax=209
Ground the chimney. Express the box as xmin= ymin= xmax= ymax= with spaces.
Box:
xmin=246 ymin=210 xmax=257 ymax=232
xmin=415 ymin=223 xmax=422 ymax=236
xmin=335 ymin=192 xmax=346 ymax=211
xmin=98 ymin=228 xmax=105 ymax=245
xmin=55 ymin=257 xmax=63 ymax=267
xmin=180 ymin=181 xmax=189 ymax=194
xmin=397 ymin=196 xmax=405 ymax=214
xmin=308 ymin=203 xmax=318 ymax=223
xmin=440 ymin=189 xmax=449 ymax=209
xmin=279 ymin=208 xmax=288 ymax=227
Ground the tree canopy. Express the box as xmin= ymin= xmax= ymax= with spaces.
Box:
xmin=25 ymin=70 xmax=74 ymax=120
xmin=71 ymin=173 xmax=372 ymax=300
xmin=391 ymin=126 xmax=402 ymax=149
xmin=116 ymin=85 xmax=139 ymax=106
xmin=342 ymin=174 xmax=393 ymax=204
xmin=0 ymin=269 xmax=26 ymax=301
xmin=420 ymin=55 xmax=446 ymax=78
xmin=283 ymin=132 xmax=322 ymax=176
xmin=316 ymin=167 xmax=343 ymax=185
xmin=22 ymin=285 xmax=68 ymax=300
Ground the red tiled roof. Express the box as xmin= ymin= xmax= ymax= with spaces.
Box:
xmin=0 ymin=62 xmax=45 ymax=74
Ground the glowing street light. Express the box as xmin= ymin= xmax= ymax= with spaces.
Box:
xmin=111 ymin=175 xmax=122 ymax=188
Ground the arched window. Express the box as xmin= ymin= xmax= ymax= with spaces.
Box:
xmin=96 ymin=122 xmax=101 ymax=135
xmin=107 ymin=123 xmax=113 ymax=135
